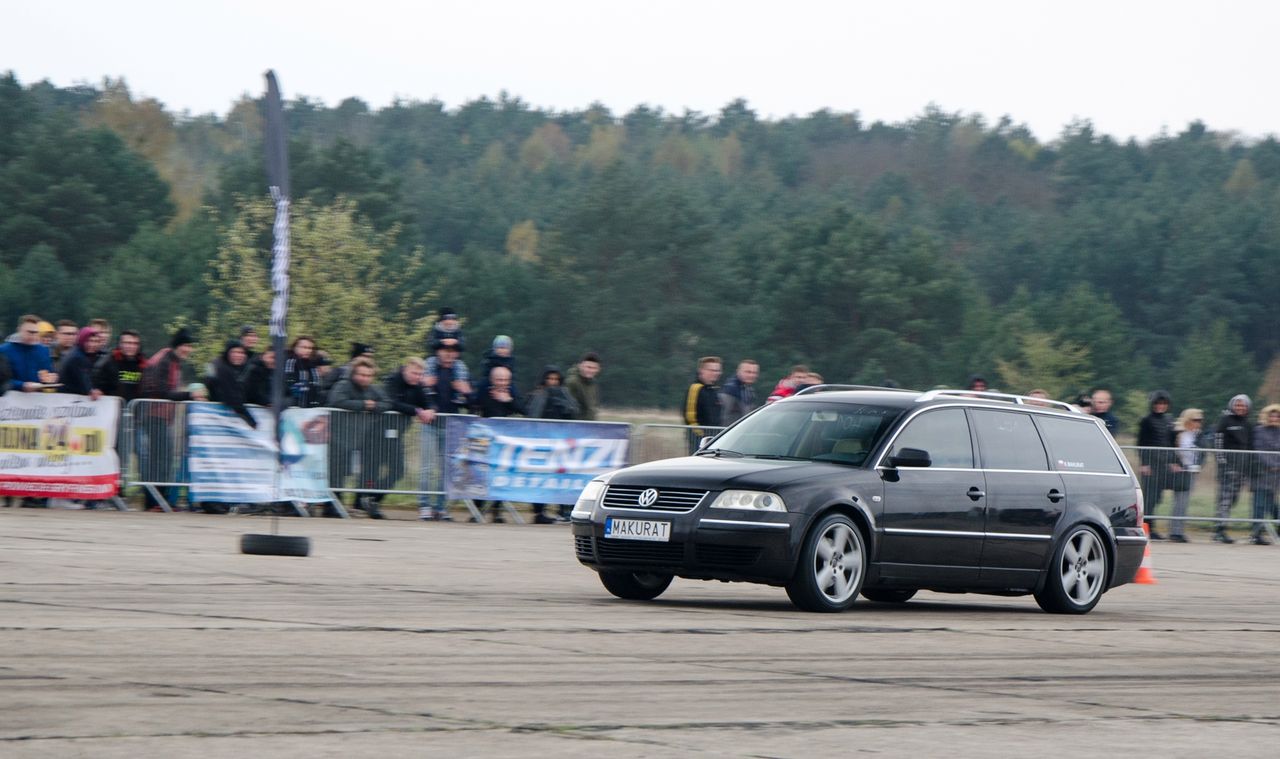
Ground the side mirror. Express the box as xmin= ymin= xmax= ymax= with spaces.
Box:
xmin=697 ymin=436 xmax=715 ymax=451
xmin=888 ymin=447 xmax=931 ymax=468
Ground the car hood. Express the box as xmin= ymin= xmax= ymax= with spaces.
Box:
xmin=608 ymin=455 xmax=869 ymax=491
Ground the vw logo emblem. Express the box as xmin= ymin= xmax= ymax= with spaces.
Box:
xmin=637 ymin=488 xmax=660 ymax=507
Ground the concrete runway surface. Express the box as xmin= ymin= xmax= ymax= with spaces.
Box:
xmin=3 ymin=509 xmax=1279 ymax=758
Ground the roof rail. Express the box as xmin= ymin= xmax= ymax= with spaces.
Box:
xmin=792 ymin=384 xmax=915 ymax=397
xmin=914 ymin=389 xmax=1081 ymax=414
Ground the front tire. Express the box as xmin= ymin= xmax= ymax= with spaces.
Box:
xmin=786 ymin=513 xmax=867 ymax=612
xmin=598 ymin=570 xmax=673 ymax=601
xmin=1035 ymin=526 xmax=1108 ymax=614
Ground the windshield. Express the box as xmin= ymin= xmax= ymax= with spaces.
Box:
xmin=706 ymin=401 xmax=902 ymax=466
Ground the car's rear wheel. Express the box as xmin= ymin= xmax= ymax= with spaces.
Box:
xmin=786 ymin=513 xmax=866 ymax=612
xmin=861 ymin=588 xmax=917 ymax=603
xmin=598 ymin=570 xmax=673 ymax=601
xmin=1035 ymin=526 xmax=1108 ymax=614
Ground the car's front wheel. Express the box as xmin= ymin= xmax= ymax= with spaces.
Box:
xmin=786 ymin=513 xmax=867 ymax=612
xmin=598 ymin=570 xmax=673 ymax=601
xmin=1035 ymin=526 xmax=1109 ymax=614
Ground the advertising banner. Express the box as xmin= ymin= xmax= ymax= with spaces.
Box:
xmin=186 ymin=403 xmax=330 ymax=503
xmin=0 ymin=393 xmax=121 ymax=499
xmin=444 ymin=416 xmax=630 ymax=504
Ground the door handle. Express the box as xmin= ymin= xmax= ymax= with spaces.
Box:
xmin=1047 ymin=489 xmax=1064 ymax=503
xmin=967 ymin=486 xmax=985 ymax=501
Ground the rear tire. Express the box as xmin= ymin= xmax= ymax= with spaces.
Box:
xmin=240 ymin=533 xmax=311 ymax=557
xmin=861 ymin=588 xmax=917 ymax=604
xmin=1035 ymin=526 xmax=1108 ymax=614
xmin=786 ymin=513 xmax=866 ymax=612
xmin=598 ymin=570 xmax=673 ymax=601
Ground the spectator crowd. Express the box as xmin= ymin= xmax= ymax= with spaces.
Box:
xmin=2 ymin=314 xmax=1277 ymax=542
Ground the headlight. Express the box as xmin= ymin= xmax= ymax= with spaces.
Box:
xmin=709 ymin=490 xmax=787 ymax=513
xmin=571 ymin=479 xmax=607 ymax=518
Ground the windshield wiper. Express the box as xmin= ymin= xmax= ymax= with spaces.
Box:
xmin=696 ymin=448 xmax=745 ymax=457
xmin=749 ymin=454 xmax=808 ymax=461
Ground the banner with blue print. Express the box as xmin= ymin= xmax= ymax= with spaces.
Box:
xmin=186 ymin=403 xmax=329 ymax=503
xmin=443 ymin=416 xmax=630 ymax=504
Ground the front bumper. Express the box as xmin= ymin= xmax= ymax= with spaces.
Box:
xmin=572 ymin=507 xmax=797 ymax=584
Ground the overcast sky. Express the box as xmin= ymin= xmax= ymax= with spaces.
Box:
xmin=5 ymin=0 xmax=1277 ymax=142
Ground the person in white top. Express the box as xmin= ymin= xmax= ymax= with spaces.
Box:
xmin=1169 ymin=408 xmax=1205 ymax=543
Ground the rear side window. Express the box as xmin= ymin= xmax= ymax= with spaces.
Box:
xmin=1035 ymin=416 xmax=1126 ymax=474
xmin=971 ymin=409 xmax=1049 ymax=471
xmin=888 ymin=409 xmax=974 ymax=468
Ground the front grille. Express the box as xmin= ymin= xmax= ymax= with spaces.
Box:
xmin=696 ymin=544 xmax=763 ymax=567
xmin=574 ymin=535 xmax=595 ymax=561
xmin=603 ymin=485 xmax=708 ymax=513
xmin=595 ymin=539 xmax=685 ymax=564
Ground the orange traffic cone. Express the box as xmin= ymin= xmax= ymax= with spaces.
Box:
xmin=1135 ymin=523 xmax=1157 ymax=585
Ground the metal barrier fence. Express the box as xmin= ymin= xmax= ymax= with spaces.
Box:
xmin=631 ymin=424 xmax=726 ymax=464
xmin=1118 ymin=445 xmax=1280 ymax=540
xmin=110 ymin=403 xmax=1280 ymax=537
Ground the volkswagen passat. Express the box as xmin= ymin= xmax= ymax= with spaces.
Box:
xmin=571 ymin=387 xmax=1147 ymax=613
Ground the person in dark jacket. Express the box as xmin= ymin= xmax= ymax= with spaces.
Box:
xmin=719 ymin=359 xmax=760 ymax=426
xmin=525 ymin=365 xmax=580 ymax=523
xmin=565 ymin=352 xmax=601 ymax=420
xmin=95 ymin=330 xmax=147 ymax=402
xmin=478 ymin=335 xmax=516 ymax=385
xmin=283 ymin=336 xmax=324 ymax=408
xmin=1 ymin=315 xmax=58 ymax=393
xmin=243 ymin=348 xmax=276 ymax=407
xmin=205 ymin=340 xmax=257 ymax=428
xmin=426 ymin=343 xmax=473 ymax=414
xmin=327 ymin=357 xmax=392 ymax=518
xmin=474 ymin=364 xmax=523 ymax=522
xmin=1213 ymin=394 xmax=1254 ymax=543
xmin=383 ymin=358 xmax=437 ymax=519
xmin=684 ymin=356 xmax=723 ymax=453
xmin=0 ymin=352 xmax=11 ymax=397
xmin=1249 ymin=404 xmax=1280 ymax=545
xmin=1090 ymin=387 xmax=1120 ymax=436
xmin=1137 ymin=390 xmax=1177 ymax=539
xmin=58 ymin=327 xmax=105 ymax=398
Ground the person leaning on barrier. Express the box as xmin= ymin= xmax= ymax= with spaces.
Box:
xmin=1249 ymin=404 xmax=1280 ymax=545
xmin=1169 ymin=408 xmax=1205 ymax=543
xmin=327 ymin=357 xmax=392 ymax=519
xmin=525 ymin=365 xmax=580 ymax=523
xmin=383 ymin=357 xmax=437 ymax=520
xmin=58 ymin=327 xmax=105 ymax=400
xmin=1212 ymin=394 xmax=1254 ymax=544
xmin=204 ymin=340 xmax=257 ymax=428
xmin=140 ymin=328 xmax=205 ymax=512
xmin=1 ymin=315 xmax=59 ymax=393
xmin=1137 ymin=390 xmax=1177 ymax=540
xmin=94 ymin=330 xmax=147 ymax=401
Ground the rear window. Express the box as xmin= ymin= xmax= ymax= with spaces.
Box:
xmin=1035 ymin=416 xmax=1127 ymax=474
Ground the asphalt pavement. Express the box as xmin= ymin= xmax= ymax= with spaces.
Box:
xmin=3 ymin=509 xmax=1279 ymax=758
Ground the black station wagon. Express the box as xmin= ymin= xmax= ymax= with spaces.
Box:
xmin=571 ymin=387 xmax=1148 ymax=614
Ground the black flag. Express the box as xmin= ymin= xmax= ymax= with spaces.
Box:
xmin=263 ymin=71 xmax=291 ymax=486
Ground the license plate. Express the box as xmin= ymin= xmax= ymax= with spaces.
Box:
xmin=604 ymin=518 xmax=671 ymax=542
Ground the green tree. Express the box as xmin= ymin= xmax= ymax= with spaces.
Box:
xmin=1169 ymin=320 xmax=1260 ymax=414
xmin=198 ymin=197 xmax=431 ymax=365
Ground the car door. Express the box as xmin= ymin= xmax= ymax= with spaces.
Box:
xmin=876 ymin=407 xmax=985 ymax=585
xmin=969 ymin=409 xmax=1063 ymax=588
